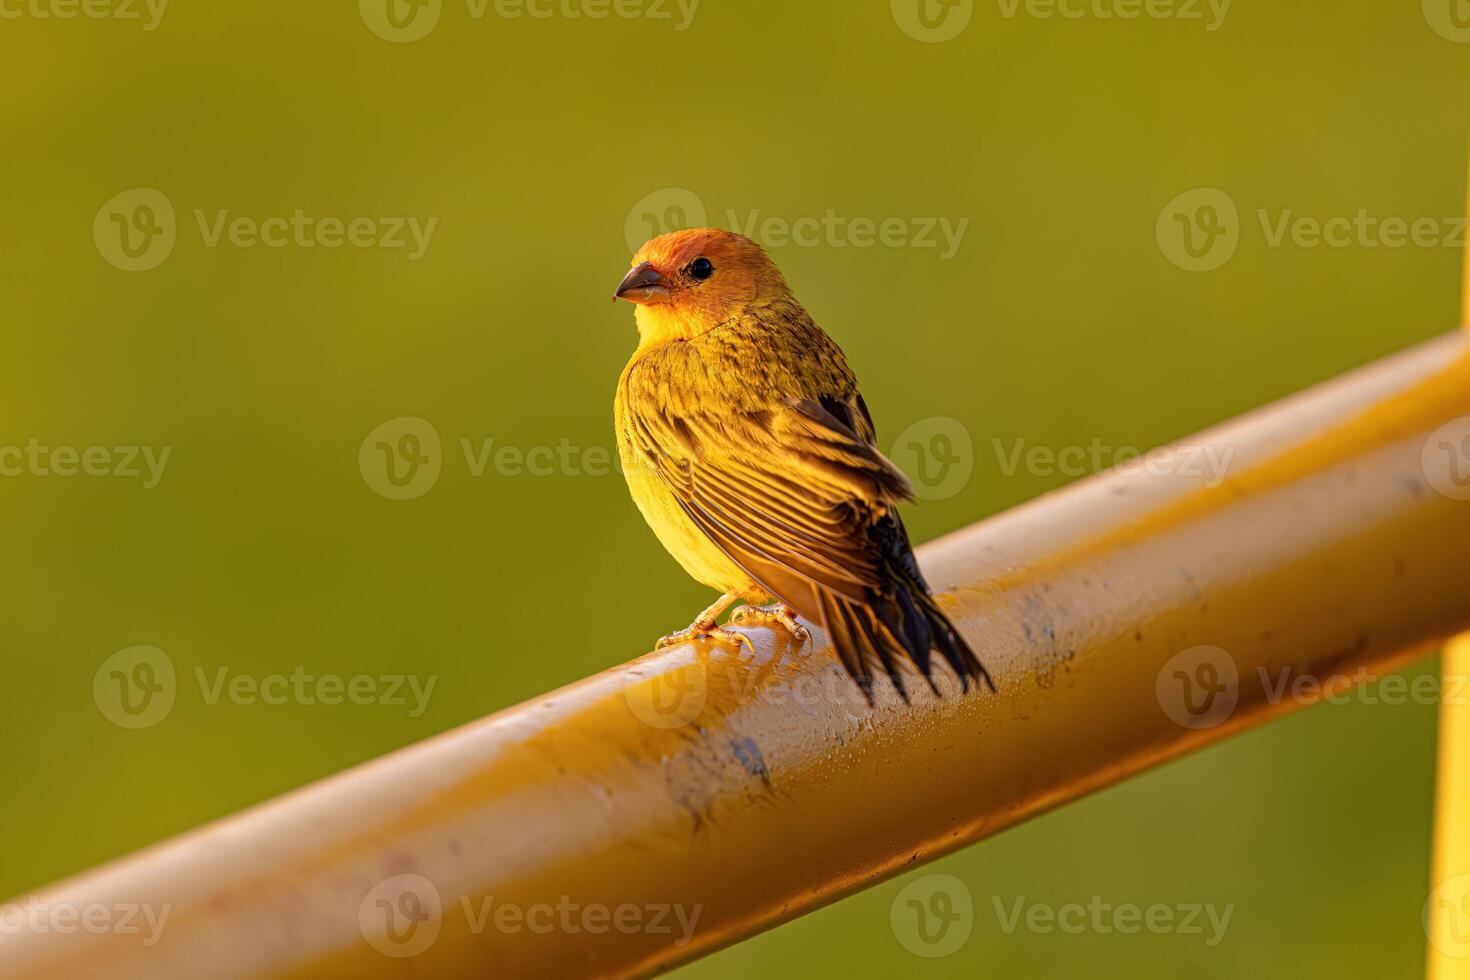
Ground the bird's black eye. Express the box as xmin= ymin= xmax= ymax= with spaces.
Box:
xmin=688 ymin=257 xmax=715 ymax=281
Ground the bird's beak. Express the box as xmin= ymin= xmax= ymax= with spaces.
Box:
xmin=614 ymin=262 xmax=672 ymax=305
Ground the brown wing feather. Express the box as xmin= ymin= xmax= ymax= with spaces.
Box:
xmin=626 ymin=396 xmax=900 ymax=610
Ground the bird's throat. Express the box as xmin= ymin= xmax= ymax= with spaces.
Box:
xmin=634 ymin=303 xmax=708 ymax=349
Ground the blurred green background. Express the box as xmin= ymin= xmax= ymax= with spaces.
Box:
xmin=1 ymin=0 xmax=1467 ymax=976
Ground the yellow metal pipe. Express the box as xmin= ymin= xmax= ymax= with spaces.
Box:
xmin=1429 ymin=634 xmax=1470 ymax=978
xmin=1425 ymin=172 xmax=1470 ymax=980
xmin=6 ymin=334 xmax=1470 ymax=979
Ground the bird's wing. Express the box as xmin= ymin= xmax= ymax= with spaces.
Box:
xmin=625 ymin=392 xmax=915 ymax=677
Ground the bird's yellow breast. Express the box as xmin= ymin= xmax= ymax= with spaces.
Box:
xmin=614 ymin=389 xmax=755 ymax=595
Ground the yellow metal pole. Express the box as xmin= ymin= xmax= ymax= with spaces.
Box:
xmin=1429 ymin=634 xmax=1470 ymax=978
xmin=1425 ymin=170 xmax=1470 ymax=980
xmin=5 ymin=336 xmax=1470 ymax=979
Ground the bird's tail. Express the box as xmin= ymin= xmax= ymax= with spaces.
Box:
xmin=817 ymin=517 xmax=994 ymax=703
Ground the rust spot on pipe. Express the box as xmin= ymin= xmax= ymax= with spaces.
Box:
xmin=730 ymin=738 xmax=772 ymax=789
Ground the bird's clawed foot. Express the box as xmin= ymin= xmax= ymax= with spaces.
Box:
xmin=730 ymin=603 xmax=810 ymax=644
xmin=654 ymin=593 xmax=754 ymax=653
xmin=655 ymin=620 xmax=754 ymax=654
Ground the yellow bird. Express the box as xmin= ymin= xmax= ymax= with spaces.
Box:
xmin=613 ymin=228 xmax=990 ymax=700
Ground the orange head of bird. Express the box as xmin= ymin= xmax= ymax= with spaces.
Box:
xmin=614 ymin=228 xmax=790 ymax=344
